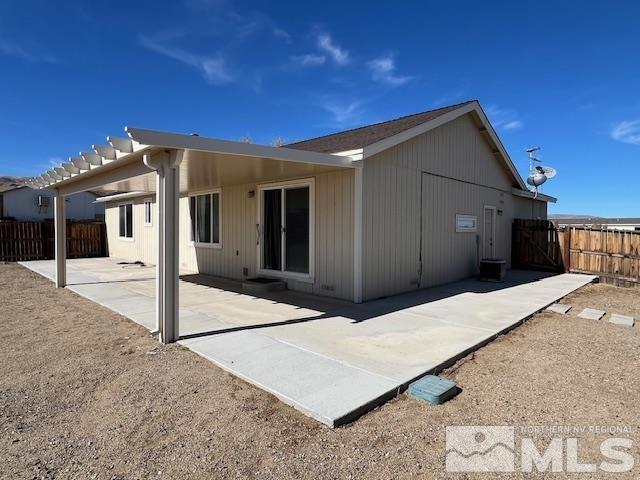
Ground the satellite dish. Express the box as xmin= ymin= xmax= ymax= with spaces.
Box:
xmin=537 ymin=165 xmax=557 ymax=179
xmin=527 ymin=172 xmax=547 ymax=187
xmin=525 ymin=147 xmax=557 ymax=197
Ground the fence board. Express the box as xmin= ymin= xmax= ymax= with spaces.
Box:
xmin=0 ymin=220 xmax=106 ymax=262
xmin=512 ymin=219 xmax=564 ymax=272
xmin=564 ymin=226 xmax=640 ymax=287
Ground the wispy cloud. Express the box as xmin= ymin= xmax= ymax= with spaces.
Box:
xmin=316 ymin=32 xmax=349 ymax=65
xmin=503 ymin=120 xmax=523 ymax=131
xmin=319 ymin=96 xmax=366 ymax=127
xmin=139 ymin=34 xmax=233 ymax=85
xmin=290 ymin=53 xmax=326 ymax=67
xmin=272 ymin=27 xmax=291 ymax=42
xmin=486 ymin=105 xmax=523 ymax=131
xmin=0 ymin=37 xmax=57 ymax=63
xmin=0 ymin=38 xmax=30 ymax=60
xmin=611 ymin=120 xmax=640 ymax=145
xmin=367 ymin=54 xmax=412 ymax=86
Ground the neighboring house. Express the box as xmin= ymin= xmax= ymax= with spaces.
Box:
xmin=552 ymin=217 xmax=640 ymax=231
xmin=0 ymin=186 xmax=105 ymax=221
xmin=89 ymin=100 xmax=553 ymax=302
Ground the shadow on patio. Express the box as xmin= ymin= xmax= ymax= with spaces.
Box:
xmin=177 ymin=269 xmax=558 ymax=340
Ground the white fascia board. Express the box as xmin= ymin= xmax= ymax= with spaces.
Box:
xmin=511 ymin=187 xmax=557 ymax=203
xmin=333 ymin=148 xmax=364 ymax=161
xmin=362 ymin=101 xmax=528 ymax=191
xmin=94 ymin=191 xmax=150 ymax=203
xmin=473 ymin=104 xmax=528 ymax=191
xmin=125 ymin=127 xmax=361 ymax=169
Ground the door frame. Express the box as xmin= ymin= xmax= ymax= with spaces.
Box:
xmin=483 ymin=204 xmax=497 ymax=259
xmin=256 ymin=178 xmax=315 ymax=283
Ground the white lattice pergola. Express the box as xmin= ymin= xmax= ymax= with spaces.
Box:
xmin=24 ymin=127 xmax=361 ymax=343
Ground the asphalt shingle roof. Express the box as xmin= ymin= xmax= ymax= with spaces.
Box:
xmin=286 ymin=100 xmax=476 ymax=154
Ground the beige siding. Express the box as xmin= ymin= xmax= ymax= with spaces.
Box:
xmin=514 ymin=195 xmax=547 ymax=219
xmin=105 ymin=196 xmax=156 ymax=265
xmin=362 ymin=112 xmax=543 ymax=300
xmin=105 ymin=169 xmax=355 ymax=300
xmin=418 ymin=175 xmax=515 ymax=288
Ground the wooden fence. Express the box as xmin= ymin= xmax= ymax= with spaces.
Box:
xmin=562 ymin=227 xmax=640 ymax=287
xmin=512 ymin=219 xmax=640 ymax=287
xmin=512 ymin=219 xmax=565 ymax=272
xmin=0 ymin=220 xmax=107 ymax=262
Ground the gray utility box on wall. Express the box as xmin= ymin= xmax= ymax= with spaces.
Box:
xmin=479 ymin=259 xmax=507 ymax=282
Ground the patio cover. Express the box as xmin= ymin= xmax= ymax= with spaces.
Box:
xmin=24 ymin=127 xmax=360 ymax=195
xmin=22 ymin=127 xmax=362 ymax=343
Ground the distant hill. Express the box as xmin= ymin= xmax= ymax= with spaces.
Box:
xmin=0 ymin=176 xmax=24 ymax=193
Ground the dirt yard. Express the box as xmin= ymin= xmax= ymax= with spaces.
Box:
xmin=1 ymin=263 xmax=639 ymax=479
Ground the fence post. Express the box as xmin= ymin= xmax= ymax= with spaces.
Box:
xmin=562 ymin=227 xmax=572 ymax=273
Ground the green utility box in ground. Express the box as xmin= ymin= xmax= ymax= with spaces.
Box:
xmin=408 ymin=375 xmax=458 ymax=405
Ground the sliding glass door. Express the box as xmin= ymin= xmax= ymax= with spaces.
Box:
xmin=260 ymin=181 xmax=312 ymax=278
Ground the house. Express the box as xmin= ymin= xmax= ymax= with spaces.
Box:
xmin=25 ymin=100 xmax=555 ymax=343
xmin=0 ymin=186 xmax=105 ymax=221
xmin=551 ymin=216 xmax=640 ymax=232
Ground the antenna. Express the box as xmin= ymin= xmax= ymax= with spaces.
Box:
xmin=525 ymin=146 xmax=557 ymax=198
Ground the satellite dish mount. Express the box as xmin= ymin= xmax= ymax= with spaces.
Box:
xmin=525 ymin=146 xmax=557 ymax=198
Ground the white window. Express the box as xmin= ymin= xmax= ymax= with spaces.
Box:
xmin=189 ymin=191 xmax=221 ymax=247
xmin=456 ymin=214 xmax=477 ymax=233
xmin=144 ymin=198 xmax=152 ymax=226
xmin=118 ymin=203 xmax=133 ymax=239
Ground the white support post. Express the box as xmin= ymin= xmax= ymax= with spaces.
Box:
xmin=147 ymin=150 xmax=183 ymax=344
xmin=54 ymin=191 xmax=66 ymax=288
xmin=353 ymin=168 xmax=363 ymax=303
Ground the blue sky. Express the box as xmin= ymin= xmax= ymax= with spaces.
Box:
xmin=1 ymin=0 xmax=638 ymax=216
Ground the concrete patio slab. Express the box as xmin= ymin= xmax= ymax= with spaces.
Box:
xmin=20 ymin=258 xmax=596 ymax=427
xmin=609 ymin=314 xmax=635 ymax=327
xmin=546 ymin=303 xmax=572 ymax=315
xmin=578 ymin=308 xmax=606 ymax=321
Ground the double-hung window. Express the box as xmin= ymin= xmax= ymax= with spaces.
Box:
xmin=189 ymin=191 xmax=221 ymax=247
xmin=118 ymin=203 xmax=133 ymax=239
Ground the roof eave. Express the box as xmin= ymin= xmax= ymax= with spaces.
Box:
xmin=511 ymin=187 xmax=557 ymax=203
xmin=125 ymin=127 xmax=361 ymax=169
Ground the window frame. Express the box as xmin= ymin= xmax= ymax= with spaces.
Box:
xmin=455 ymin=214 xmax=478 ymax=233
xmin=143 ymin=198 xmax=153 ymax=226
xmin=188 ymin=189 xmax=222 ymax=249
xmin=118 ymin=202 xmax=134 ymax=241
xmin=256 ymin=178 xmax=315 ymax=283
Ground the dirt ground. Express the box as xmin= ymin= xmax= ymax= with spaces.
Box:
xmin=1 ymin=263 xmax=639 ymax=479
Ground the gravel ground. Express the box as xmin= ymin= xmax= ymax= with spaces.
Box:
xmin=1 ymin=263 xmax=639 ymax=479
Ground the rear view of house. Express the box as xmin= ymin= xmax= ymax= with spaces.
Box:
xmin=95 ymin=100 xmax=553 ymax=302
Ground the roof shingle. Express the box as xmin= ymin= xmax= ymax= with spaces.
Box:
xmin=286 ymin=100 xmax=476 ymax=154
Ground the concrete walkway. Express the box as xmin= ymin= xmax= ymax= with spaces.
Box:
xmin=20 ymin=258 xmax=595 ymax=426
